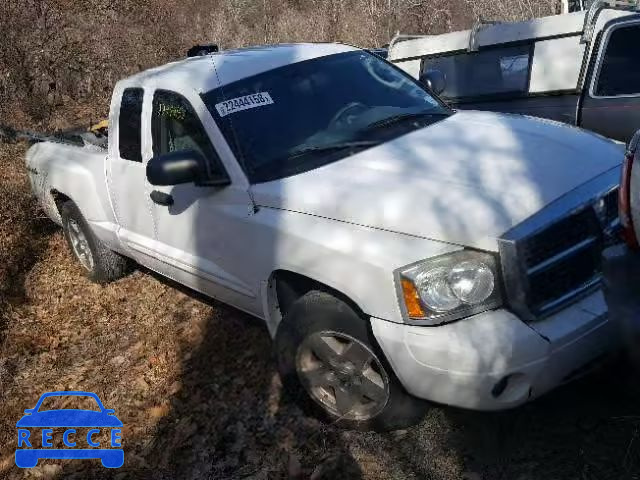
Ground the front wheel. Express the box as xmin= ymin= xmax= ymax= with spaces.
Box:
xmin=275 ymin=290 xmax=428 ymax=431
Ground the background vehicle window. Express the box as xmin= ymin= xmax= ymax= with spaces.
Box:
xmin=596 ymin=25 xmax=640 ymax=97
xmin=422 ymin=45 xmax=531 ymax=100
xmin=152 ymin=90 xmax=225 ymax=178
xmin=118 ymin=88 xmax=143 ymax=162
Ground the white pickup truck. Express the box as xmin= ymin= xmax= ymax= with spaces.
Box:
xmin=27 ymin=43 xmax=624 ymax=430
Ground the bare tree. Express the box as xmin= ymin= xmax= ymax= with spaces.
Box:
xmin=0 ymin=0 xmax=557 ymax=131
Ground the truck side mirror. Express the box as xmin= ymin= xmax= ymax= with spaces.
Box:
xmin=147 ymin=150 xmax=209 ymax=186
xmin=420 ymin=69 xmax=446 ymax=96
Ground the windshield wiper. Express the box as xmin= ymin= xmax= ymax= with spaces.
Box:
xmin=285 ymin=140 xmax=380 ymax=160
xmin=363 ymin=111 xmax=449 ymax=131
xmin=250 ymin=140 xmax=381 ymax=183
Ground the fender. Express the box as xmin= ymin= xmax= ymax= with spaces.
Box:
xmin=253 ymin=207 xmax=460 ymax=334
xmin=26 ymin=142 xmax=120 ymax=249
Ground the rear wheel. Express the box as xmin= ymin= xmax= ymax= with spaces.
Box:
xmin=66 ymin=216 xmax=94 ymax=271
xmin=61 ymin=201 xmax=132 ymax=284
xmin=275 ymin=290 xmax=428 ymax=431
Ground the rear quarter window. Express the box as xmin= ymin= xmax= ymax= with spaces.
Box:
xmin=118 ymin=88 xmax=144 ymax=162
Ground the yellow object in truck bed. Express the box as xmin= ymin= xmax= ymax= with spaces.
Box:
xmin=89 ymin=120 xmax=108 ymax=134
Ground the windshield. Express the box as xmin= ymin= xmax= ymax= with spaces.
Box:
xmin=202 ymin=51 xmax=452 ymax=183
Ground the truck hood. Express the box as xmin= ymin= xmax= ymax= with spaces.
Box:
xmin=252 ymin=111 xmax=623 ymax=251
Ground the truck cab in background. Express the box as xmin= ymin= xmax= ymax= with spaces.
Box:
xmin=389 ymin=3 xmax=640 ymax=143
xmin=558 ymin=0 xmax=639 ymax=13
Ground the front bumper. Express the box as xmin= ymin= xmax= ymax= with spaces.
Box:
xmin=371 ymin=289 xmax=617 ymax=410
xmin=603 ymin=244 xmax=640 ymax=362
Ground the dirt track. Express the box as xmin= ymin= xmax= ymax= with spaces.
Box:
xmin=1 ymin=141 xmax=639 ymax=480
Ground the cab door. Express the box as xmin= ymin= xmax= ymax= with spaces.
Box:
xmin=580 ymin=20 xmax=640 ymax=143
xmin=106 ymin=87 xmax=158 ymax=265
xmin=146 ymin=89 xmax=261 ymax=314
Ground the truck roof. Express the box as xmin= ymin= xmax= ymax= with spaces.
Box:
xmin=389 ymin=9 xmax=636 ymax=62
xmin=119 ymin=43 xmax=359 ymax=94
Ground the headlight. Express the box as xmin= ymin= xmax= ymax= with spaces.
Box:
xmin=397 ymin=250 xmax=503 ymax=325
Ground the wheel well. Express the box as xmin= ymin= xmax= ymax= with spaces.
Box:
xmin=50 ymin=190 xmax=71 ymax=213
xmin=269 ymin=270 xmax=366 ymax=326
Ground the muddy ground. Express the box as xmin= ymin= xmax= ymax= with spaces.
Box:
xmin=1 ymin=141 xmax=639 ymax=480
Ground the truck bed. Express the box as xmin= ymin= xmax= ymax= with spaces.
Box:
xmin=1 ymin=124 xmax=108 ymax=150
xmin=26 ymin=141 xmax=110 ymax=227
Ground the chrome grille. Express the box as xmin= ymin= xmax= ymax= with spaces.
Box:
xmin=500 ymin=188 xmax=620 ymax=321
xmin=523 ymin=208 xmax=602 ymax=317
xmin=522 ymin=209 xmax=597 ymax=266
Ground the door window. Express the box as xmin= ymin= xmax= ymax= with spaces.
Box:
xmin=595 ymin=24 xmax=640 ymax=97
xmin=422 ymin=45 xmax=532 ymax=100
xmin=152 ymin=90 xmax=226 ymax=178
xmin=118 ymin=88 xmax=144 ymax=162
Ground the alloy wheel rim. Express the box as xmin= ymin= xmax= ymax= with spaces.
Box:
xmin=68 ymin=219 xmax=94 ymax=271
xmin=296 ymin=331 xmax=390 ymax=421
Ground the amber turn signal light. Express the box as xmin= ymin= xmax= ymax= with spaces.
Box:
xmin=401 ymin=278 xmax=425 ymax=318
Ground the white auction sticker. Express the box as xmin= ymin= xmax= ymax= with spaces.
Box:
xmin=215 ymin=92 xmax=274 ymax=117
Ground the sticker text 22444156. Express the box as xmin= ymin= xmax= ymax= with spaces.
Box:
xmin=215 ymin=92 xmax=274 ymax=117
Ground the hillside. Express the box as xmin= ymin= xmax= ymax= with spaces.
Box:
xmin=0 ymin=0 xmax=555 ymax=132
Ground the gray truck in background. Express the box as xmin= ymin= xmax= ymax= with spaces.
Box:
xmin=389 ymin=2 xmax=640 ymax=143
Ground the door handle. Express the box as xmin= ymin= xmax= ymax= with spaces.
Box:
xmin=150 ymin=190 xmax=174 ymax=206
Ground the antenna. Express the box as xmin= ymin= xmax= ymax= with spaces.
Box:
xmin=187 ymin=44 xmax=219 ymax=58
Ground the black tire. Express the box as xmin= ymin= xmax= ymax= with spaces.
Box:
xmin=60 ymin=201 xmax=132 ymax=284
xmin=275 ymin=290 xmax=428 ymax=431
